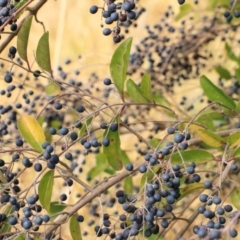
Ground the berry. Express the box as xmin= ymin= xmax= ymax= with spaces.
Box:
xmin=102 ymin=137 xmax=110 ymax=147
xmin=230 ymin=229 xmax=238 ymax=238
xmin=4 ymin=74 xmax=12 ymax=83
xmin=213 ymin=196 xmax=221 ymax=205
xmin=60 ymin=194 xmax=67 ymax=201
xmin=167 ymin=127 xmax=175 ymax=134
xmin=90 ymin=5 xmax=98 ymax=14
xmin=199 ymin=194 xmax=208 ymax=203
xmin=42 ymin=215 xmax=50 ymax=223
xmin=33 ymin=70 xmax=41 ymax=77
xmin=125 ymin=163 xmax=133 ymax=171
xmin=22 ymin=220 xmax=32 ymax=229
xmin=9 ymin=46 xmax=17 ymax=55
xmin=76 ymin=105 xmax=85 ymax=113
xmin=103 ymin=78 xmax=112 ymax=85
xmin=139 ymin=164 xmax=147 ymax=173
xmin=224 ymin=205 xmax=233 ymax=212
xmin=58 ymin=127 xmax=69 ymax=135
xmin=127 ymin=11 xmax=136 ymax=20
xmin=174 ymin=133 xmax=184 ymax=143
xmin=110 ymin=123 xmax=118 ymax=131
xmin=204 ymin=180 xmax=212 ymax=189
xmin=77 ymin=215 xmax=84 ymax=222
xmin=178 ymin=0 xmax=185 ymax=5
xmin=0 ymin=0 xmax=8 ymax=8
xmin=8 ymin=216 xmax=17 ymax=225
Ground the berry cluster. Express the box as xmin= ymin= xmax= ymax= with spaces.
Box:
xmin=89 ymin=0 xmax=144 ymax=43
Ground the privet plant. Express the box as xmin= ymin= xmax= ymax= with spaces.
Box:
xmin=1 ymin=0 xmax=240 ymax=240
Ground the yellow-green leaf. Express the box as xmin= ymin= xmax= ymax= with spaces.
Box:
xmin=45 ymin=82 xmax=61 ymax=96
xmin=36 ymin=32 xmax=52 ymax=74
xmin=231 ymin=188 xmax=240 ymax=209
xmin=175 ymin=4 xmax=193 ymax=21
xmin=228 ymin=131 xmax=240 ymax=148
xmin=225 ymin=42 xmax=240 ymax=63
xmin=17 ymin=15 xmax=33 ymax=63
xmin=49 ymin=202 xmax=66 ymax=215
xmin=17 ymin=115 xmax=45 ymax=152
xmin=178 ymin=183 xmax=204 ymax=201
xmin=70 ymin=215 xmax=82 ymax=240
xmin=141 ymin=73 xmax=153 ymax=101
xmin=214 ymin=66 xmax=231 ymax=80
xmin=149 ymin=138 xmax=161 ymax=148
xmin=38 ymin=170 xmax=54 ymax=212
xmin=0 ymin=205 xmax=14 ymax=233
xmin=127 ymin=79 xmax=148 ymax=103
xmin=197 ymin=129 xmax=226 ymax=147
xmin=124 ymin=176 xmax=133 ymax=194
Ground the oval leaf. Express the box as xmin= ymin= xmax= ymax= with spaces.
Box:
xmin=103 ymin=117 xmax=123 ymax=171
xmin=197 ymin=129 xmax=226 ymax=148
xmin=17 ymin=115 xmax=46 ymax=152
xmin=38 ymin=170 xmax=54 ymax=212
xmin=171 ymin=150 xmax=214 ymax=164
xmin=124 ymin=176 xmax=133 ymax=194
xmin=214 ymin=66 xmax=231 ymax=80
xmin=233 ymin=147 xmax=240 ymax=158
xmin=231 ymin=189 xmax=240 ymax=209
xmin=227 ymin=131 xmax=240 ymax=147
xmin=141 ymin=73 xmax=153 ymax=101
xmin=200 ymin=75 xmax=236 ymax=109
xmin=17 ymin=15 xmax=33 ymax=62
xmin=175 ymin=4 xmax=193 ymax=21
xmin=45 ymin=82 xmax=61 ymax=96
xmin=110 ymin=37 xmax=133 ymax=94
xmin=225 ymin=42 xmax=240 ymax=63
xmin=49 ymin=202 xmax=67 ymax=215
xmin=36 ymin=32 xmax=52 ymax=73
xmin=127 ymin=79 xmax=148 ymax=103
xmin=70 ymin=215 xmax=82 ymax=240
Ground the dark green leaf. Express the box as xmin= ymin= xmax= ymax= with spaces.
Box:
xmin=70 ymin=215 xmax=82 ymax=240
xmin=36 ymin=32 xmax=52 ymax=73
xmin=121 ymin=150 xmax=131 ymax=164
xmin=110 ymin=37 xmax=133 ymax=94
xmin=38 ymin=170 xmax=54 ymax=212
xmin=17 ymin=115 xmax=46 ymax=152
xmin=200 ymin=75 xmax=236 ymax=109
xmin=171 ymin=150 xmax=214 ymax=164
xmin=236 ymin=102 xmax=240 ymax=113
xmin=225 ymin=42 xmax=240 ymax=63
xmin=231 ymin=188 xmax=240 ymax=209
xmin=49 ymin=202 xmax=67 ymax=215
xmin=175 ymin=4 xmax=193 ymax=21
xmin=141 ymin=73 xmax=153 ymax=101
xmin=87 ymin=153 xmax=108 ymax=179
xmin=214 ymin=66 xmax=231 ymax=80
xmin=17 ymin=15 xmax=32 ymax=63
xmin=197 ymin=129 xmax=226 ymax=147
xmin=103 ymin=116 xmax=123 ymax=171
xmin=127 ymin=79 xmax=148 ymax=103
xmin=124 ymin=176 xmax=133 ymax=194
xmin=178 ymin=183 xmax=204 ymax=201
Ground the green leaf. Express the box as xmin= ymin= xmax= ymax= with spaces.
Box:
xmin=49 ymin=201 xmax=67 ymax=215
xmin=87 ymin=153 xmax=108 ymax=179
xmin=103 ymin=116 xmax=123 ymax=171
xmin=14 ymin=0 xmax=28 ymax=18
xmin=149 ymin=138 xmax=161 ymax=148
xmin=231 ymin=188 xmax=240 ymax=209
xmin=17 ymin=115 xmax=46 ymax=152
xmin=214 ymin=66 xmax=231 ymax=80
xmin=175 ymin=4 xmax=193 ymax=21
xmin=124 ymin=176 xmax=133 ymax=194
xmin=121 ymin=150 xmax=131 ymax=164
xmin=79 ymin=117 xmax=93 ymax=137
xmin=110 ymin=37 xmax=133 ymax=94
xmin=69 ymin=215 xmax=82 ymax=240
xmin=152 ymin=92 xmax=170 ymax=106
xmin=141 ymin=73 xmax=153 ymax=101
xmin=127 ymin=79 xmax=148 ymax=103
xmin=200 ymin=75 xmax=236 ymax=109
xmin=197 ymin=129 xmax=226 ymax=147
xmin=38 ymin=170 xmax=54 ymax=212
xmin=36 ymin=32 xmax=52 ymax=74
xmin=171 ymin=150 xmax=214 ymax=164
xmin=178 ymin=183 xmax=204 ymax=201
xmin=225 ymin=42 xmax=240 ymax=63
xmin=235 ymin=68 xmax=240 ymax=84
xmin=233 ymin=147 xmax=240 ymax=158
xmin=140 ymin=165 xmax=161 ymax=189
xmin=17 ymin=15 xmax=33 ymax=63
xmin=45 ymin=82 xmax=61 ymax=96
xmin=0 ymin=205 xmax=14 ymax=233
xmin=15 ymin=235 xmax=26 ymax=240
xmin=104 ymin=166 xmax=116 ymax=175
xmin=227 ymin=131 xmax=240 ymax=148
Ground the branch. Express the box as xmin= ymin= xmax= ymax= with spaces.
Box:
xmin=0 ymin=0 xmax=48 ymax=53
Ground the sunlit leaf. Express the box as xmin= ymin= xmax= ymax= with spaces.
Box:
xmin=178 ymin=183 xmax=204 ymax=201
xmin=140 ymin=165 xmax=161 ymax=189
xmin=45 ymin=82 xmax=61 ymax=96
xmin=171 ymin=150 xmax=214 ymax=164
xmin=231 ymin=188 xmax=240 ymax=209
xmin=49 ymin=202 xmax=66 ymax=215
xmin=70 ymin=215 xmax=82 ymax=240
xmin=228 ymin=131 xmax=240 ymax=148
xmin=0 ymin=205 xmax=13 ymax=233
xmin=103 ymin=116 xmax=123 ymax=171
xmin=175 ymin=4 xmax=193 ymax=21
xmin=225 ymin=42 xmax=240 ymax=64
xmin=124 ymin=176 xmax=133 ymax=194
xmin=214 ymin=66 xmax=231 ymax=80
xmin=87 ymin=153 xmax=108 ymax=179
xmin=110 ymin=37 xmax=133 ymax=94
xmin=200 ymin=75 xmax=236 ymax=110
xmin=17 ymin=115 xmax=46 ymax=152
xmin=233 ymin=146 xmax=240 ymax=158
xmin=141 ymin=73 xmax=153 ymax=101
xmin=127 ymin=79 xmax=148 ymax=103
xmin=17 ymin=15 xmax=33 ymax=63
xmin=38 ymin=170 xmax=54 ymax=212
xmin=197 ymin=129 xmax=226 ymax=147
xmin=15 ymin=235 xmax=25 ymax=240
xmin=36 ymin=32 xmax=52 ymax=74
